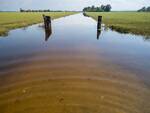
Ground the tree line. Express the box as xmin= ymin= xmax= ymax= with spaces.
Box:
xmin=83 ymin=5 xmax=112 ymax=12
xmin=138 ymin=6 xmax=150 ymax=12
xmin=20 ymin=8 xmax=65 ymax=12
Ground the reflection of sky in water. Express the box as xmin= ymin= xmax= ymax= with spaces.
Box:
xmin=0 ymin=13 xmax=150 ymax=85
xmin=0 ymin=13 xmax=150 ymax=113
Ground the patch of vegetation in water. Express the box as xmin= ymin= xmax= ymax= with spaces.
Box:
xmin=0 ymin=12 xmax=77 ymax=36
xmin=85 ymin=12 xmax=150 ymax=37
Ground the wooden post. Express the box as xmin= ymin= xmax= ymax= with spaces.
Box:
xmin=43 ymin=15 xmax=51 ymax=28
xmin=97 ymin=16 xmax=102 ymax=31
xmin=42 ymin=15 xmax=52 ymax=41
xmin=97 ymin=16 xmax=102 ymax=40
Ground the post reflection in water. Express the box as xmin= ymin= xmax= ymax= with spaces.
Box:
xmin=97 ymin=29 xmax=101 ymax=40
xmin=0 ymin=13 xmax=150 ymax=113
xmin=44 ymin=23 xmax=52 ymax=41
xmin=83 ymin=13 xmax=102 ymax=40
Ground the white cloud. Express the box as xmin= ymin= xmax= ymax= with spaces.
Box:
xmin=0 ymin=0 xmax=150 ymax=11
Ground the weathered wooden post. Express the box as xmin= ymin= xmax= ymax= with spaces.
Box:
xmin=43 ymin=14 xmax=51 ymax=28
xmin=97 ymin=16 xmax=102 ymax=40
xmin=42 ymin=14 xmax=52 ymax=41
xmin=97 ymin=16 xmax=102 ymax=31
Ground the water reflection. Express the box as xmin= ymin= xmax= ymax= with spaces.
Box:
xmin=82 ymin=12 xmax=89 ymax=17
xmin=38 ymin=23 xmax=52 ymax=41
xmin=0 ymin=13 xmax=150 ymax=113
xmin=109 ymin=26 xmax=150 ymax=41
xmin=44 ymin=23 xmax=52 ymax=41
xmin=144 ymin=36 xmax=150 ymax=41
xmin=82 ymin=13 xmax=102 ymax=40
xmin=97 ymin=29 xmax=101 ymax=40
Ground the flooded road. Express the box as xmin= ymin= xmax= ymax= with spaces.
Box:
xmin=0 ymin=13 xmax=150 ymax=113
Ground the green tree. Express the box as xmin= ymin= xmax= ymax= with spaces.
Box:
xmin=105 ymin=4 xmax=112 ymax=12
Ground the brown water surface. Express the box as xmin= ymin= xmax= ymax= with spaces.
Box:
xmin=0 ymin=13 xmax=150 ymax=113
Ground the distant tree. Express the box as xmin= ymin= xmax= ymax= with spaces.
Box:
xmin=91 ymin=5 xmax=95 ymax=10
xmin=105 ymin=4 xmax=112 ymax=12
xmin=138 ymin=7 xmax=146 ymax=12
xmin=20 ymin=8 xmax=24 ymax=12
xmin=101 ymin=5 xmax=105 ymax=11
xmin=147 ymin=7 xmax=150 ymax=11
xmin=19 ymin=9 xmax=66 ymax=12
xmin=138 ymin=6 xmax=150 ymax=12
xmin=83 ymin=4 xmax=112 ymax=12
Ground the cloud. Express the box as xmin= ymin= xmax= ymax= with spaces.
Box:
xmin=0 ymin=0 xmax=150 ymax=11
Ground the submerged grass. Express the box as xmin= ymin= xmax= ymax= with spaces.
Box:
xmin=0 ymin=12 xmax=77 ymax=36
xmin=86 ymin=12 xmax=150 ymax=36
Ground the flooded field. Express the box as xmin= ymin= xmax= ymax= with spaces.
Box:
xmin=0 ymin=13 xmax=150 ymax=113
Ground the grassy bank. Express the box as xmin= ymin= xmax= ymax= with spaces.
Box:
xmin=0 ymin=12 xmax=77 ymax=36
xmin=86 ymin=12 xmax=150 ymax=36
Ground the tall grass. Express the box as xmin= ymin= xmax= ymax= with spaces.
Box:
xmin=0 ymin=12 xmax=77 ymax=36
xmin=86 ymin=12 xmax=150 ymax=36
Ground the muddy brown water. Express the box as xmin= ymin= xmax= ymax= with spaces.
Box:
xmin=0 ymin=13 xmax=150 ymax=113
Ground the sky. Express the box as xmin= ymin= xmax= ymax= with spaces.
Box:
xmin=0 ymin=0 xmax=150 ymax=11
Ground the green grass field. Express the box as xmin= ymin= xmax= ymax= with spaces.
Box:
xmin=0 ymin=12 xmax=76 ymax=36
xmin=86 ymin=12 xmax=150 ymax=36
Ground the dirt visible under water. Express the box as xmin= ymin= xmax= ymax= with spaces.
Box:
xmin=0 ymin=13 xmax=150 ymax=113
